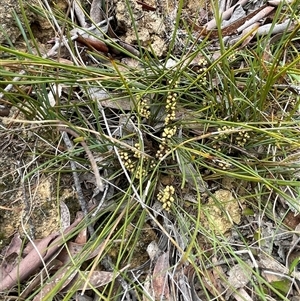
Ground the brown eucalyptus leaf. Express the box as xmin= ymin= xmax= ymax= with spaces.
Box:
xmin=152 ymin=252 xmax=170 ymax=300
xmin=57 ymin=241 xmax=106 ymax=266
xmin=61 ymin=270 xmax=116 ymax=292
xmin=60 ymin=201 xmax=70 ymax=230
xmin=56 ymin=242 xmax=84 ymax=265
xmin=82 ymin=270 xmax=117 ymax=289
xmin=90 ymin=0 xmax=102 ymax=24
xmin=75 ymin=34 xmax=109 ymax=53
xmin=0 ymin=233 xmax=23 ymax=282
xmin=20 ymin=259 xmax=64 ymax=299
xmin=75 ymin=227 xmax=87 ymax=244
xmin=0 ymin=233 xmax=58 ymax=291
xmin=42 ymin=212 xmax=84 ymax=263
xmin=0 ymin=212 xmax=84 ymax=291
xmin=23 ymin=239 xmax=42 ymax=256
xmin=32 ymin=266 xmax=78 ymax=301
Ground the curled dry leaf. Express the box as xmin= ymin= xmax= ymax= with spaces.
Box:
xmin=2 ymin=233 xmax=22 ymax=257
xmin=177 ymin=270 xmax=193 ymax=301
xmin=73 ymin=0 xmax=88 ymax=28
xmin=236 ymin=6 xmax=275 ymax=33
xmin=56 ymin=240 xmax=105 ymax=265
xmin=75 ymin=34 xmax=109 ymax=53
xmin=147 ymin=240 xmax=161 ymax=261
xmin=256 ymin=19 xmax=295 ymax=36
xmin=0 ymin=212 xmax=84 ymax=291
xmin=90 ymin=0 xmax=103 ymax=24
xmin=47 ymin=84 xmax=62 ymax=107
xmin=61 ymin=270 xmax=117 ymax=292
xmin=152 ymin=252 xmax=170 ymax=300
xmin=268 ymin=0 xmax=295 ymax=5
xmin=33 ymin=266 xmax=78 ymax=301
xmin=0 ymin=232 xmax=59 ymax=291
xmin=204 ymin=0 xmax=250 ymax=30
xmin=0 ymin=233 xmax=22 ymax=283
xmin=225 ymin=262 xmax=253 ymax=299
xmin=60 ymin=200 xmax=70 ymax=231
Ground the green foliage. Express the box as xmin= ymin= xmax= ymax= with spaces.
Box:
xmin=1 ymin=0 xmax=300 ymax=299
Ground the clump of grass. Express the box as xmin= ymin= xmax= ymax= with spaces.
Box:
xmin=0 ymin=0 xmax=300 ymax=299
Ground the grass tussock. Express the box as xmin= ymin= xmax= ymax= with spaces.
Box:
xmin=0 ymin=0 xmax=300 ymax=300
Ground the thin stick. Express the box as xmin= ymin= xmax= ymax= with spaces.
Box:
xmin=58 ymin=126 xmax=104 ymax=193
xmin=60 ymin=130 xmax=94 ymax=236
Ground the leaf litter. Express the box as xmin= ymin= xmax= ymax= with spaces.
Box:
xmin=0 ymin=0 xmax=300 ymax=300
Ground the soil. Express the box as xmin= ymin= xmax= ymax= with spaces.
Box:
xmin=0 ymin=0 xmax=79 ymax=250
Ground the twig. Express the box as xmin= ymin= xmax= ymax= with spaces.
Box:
xmin=92 ymin=179 xmax=109 ymax=217
xmin=60 ymin=130 xmax=94 ymax=237
xmin=237 ymin=6 xmax=275 ymax=33
xmin=58 ymin=126 xmax=104 ymax=193
xmin=256 ymin=19 xmax=295 ymax=36
xmin=0 ymin=16 xmax=113 ymax=100
xmin=0 ymin=70 xmax=26 ymax=100
xmin=204 ymin=0 xmax=249 ymax=30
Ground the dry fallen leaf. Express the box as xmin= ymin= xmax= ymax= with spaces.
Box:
xmin=225 ymin=262 xmax=253 ymax=299
xmin=0 ymin=212 xmax=84 ymax=291
xmin=152 ymin=252 xmax=170 ymax=300
xmin=33 ymin=266 xmax=78 ymax=301
xmin=0 ymin=233 xmax=23 ymax=283
xmin=59 ymin=270 xmax=118 ymax=294
xmin=0 ymin=232 xmax=58 ymax=291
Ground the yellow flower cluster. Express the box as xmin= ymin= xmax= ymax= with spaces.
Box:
xmin=138 ymin=97 xmax=151 ymax=119
xmin=120 ymin=151 xmax=135 ymax=172
xmin=157 ymin=185 xmax=175 ymax=211
xmin=196 ymin=58 xmax=208 ymax=84
xmin=139 ymin=98 xmax=151 ymax=119
xmin=161 ymin=126 xmax=177 ymax=143
xmin=155 ymin=144 xmax=170 ymax=159
xmin=133 ymin=143 xmax=142 ymax=158
xmin=155 ymin=81 xmax=179 ymax=159
xmin=135 ymin=165 xmax=148 ymax=178
xmin=214 ymin=159 xmax=232 ymax=170
xmin=120 ymin=148 xmax=150 ymax=179
xmin=165 ymin=82 xmax=178 ymax=125
xmin=213 ymin=126 xmax=251 ymax=149
xmin=235 ymin=130 xmax=251 ymax=147
xmin=215 ymin=125 xmax=234 ymax=139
